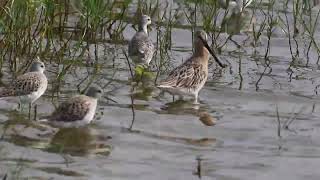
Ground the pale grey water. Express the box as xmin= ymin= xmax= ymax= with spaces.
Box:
xmin=1 ymin=0 xmax=320 ymax=180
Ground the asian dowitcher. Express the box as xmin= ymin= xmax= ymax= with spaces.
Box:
xmin=46 ymin=86 xmax=103 ymax=128
xmin=157 ymin=30 xmax=226 ymax=104
xmin=128 ymin=14 xmax=155 ymax=66
xmin=0 ymin=59 xmax=47 ymax=116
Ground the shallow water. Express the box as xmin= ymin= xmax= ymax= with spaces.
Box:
xmin=1 ymin=0 xmax=320 ymax=180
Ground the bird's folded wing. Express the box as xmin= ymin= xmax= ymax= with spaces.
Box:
xmin=49 ymin=97 xmax=90 ymax=122
xmin=159 ymin=63 xmax=204 ymax=88
xmin=0 ymin=73 xmax=42 ymax=97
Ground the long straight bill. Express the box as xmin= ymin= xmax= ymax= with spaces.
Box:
xmin=199 ymin=35 xmax=226 ymax=68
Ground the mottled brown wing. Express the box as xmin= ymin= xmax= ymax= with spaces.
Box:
xmin=14 ymin=73 xmax=42 ymax=93
xmin=0 ymin=72 xmax=42 ymax=97
xmin=159 ymin=61 xmax=206 ymax=88
xmin=49 ymin=96 xmax=90 ymax=122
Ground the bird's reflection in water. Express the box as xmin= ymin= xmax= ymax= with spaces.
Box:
xmin=47 ymin=127 xmax=112 ymax=156
xmin=132 ymin=86 xmax=154 ymax=101
xmin=160 ymin=100 xmax=217 ymax=127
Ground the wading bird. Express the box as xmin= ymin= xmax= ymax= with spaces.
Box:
xmin=128 ymin=14 xmax=155 ymax=66
xmin=45 ymin=86 xmax=103 ymax=128
xmin=218 ymin=0 xmax=253 ymax=13
xmin=158 ymin=30 xmax=226 ymax=104
xmin=0 ymin=59 xmax=47 ymax=119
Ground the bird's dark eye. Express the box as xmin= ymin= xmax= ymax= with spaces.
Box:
xmin=148 ymin=18 xmax=151 ymax=21
xmin=97 ymin=90 xmax=102 ymax=93
xmin=40 ymin=65 xmax=44 ymax=68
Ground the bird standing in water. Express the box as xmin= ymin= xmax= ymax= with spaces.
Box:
xmin=158 ymin=30 xmax=226 ymax=104
xmin=128 ymin=14 xmax=155 ymax=66
xmin=45 ymin=86 xmax=103 ymax=128
xmin=218 ymin=0 xmax=253 ymax=13
xmin=0 ymin=59 xmax=47 ymax=119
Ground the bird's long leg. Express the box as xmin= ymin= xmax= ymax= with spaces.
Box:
xmin=193 ymin=93 xmax=199 ymax=104
xmin=33 ymin=104 xmax=37 ymax=121
xmin=17 ymin=102 xmax=21 ymax=111
xmin=28 ymin=103 xmax=32 ymax=120
xmin=18 ymin=97 xmax=23 ymax=112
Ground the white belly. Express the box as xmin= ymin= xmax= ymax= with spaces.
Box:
xmin=160 ymin=79 xmax=207 ymax=96
xmin=82 ymin=100 xmax=97 ymax=124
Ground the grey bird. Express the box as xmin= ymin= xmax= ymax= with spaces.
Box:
xmin=218 ymin=0 xmax=253 ymax=13
xmin=128 ymin=14 xmax=155 ymax=66
xmin=0 ymin=60 xmax=47 ymax=116
xmin=46 ymin=86 xmax=103 ymax=128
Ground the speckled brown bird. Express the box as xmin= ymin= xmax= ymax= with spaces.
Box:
xmin=46 ymin=86 xmax=103 ymax=128
xmin=0 ymin=60 xmax=47 ymax=111
xmin=158 ymin=30 xmax=226 ymax=104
